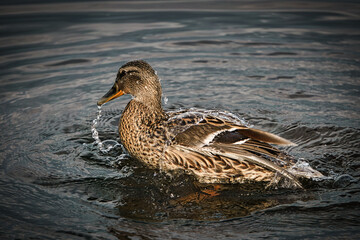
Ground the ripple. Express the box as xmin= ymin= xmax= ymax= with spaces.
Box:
xmin=173 ymin=40 xmax=234 ymax=46
xmin=267 ymin=52 xmax=298 ymax=56
xmin=46 ymin=59 xmax=90 ymax=66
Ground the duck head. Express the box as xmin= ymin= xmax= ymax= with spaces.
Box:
xmin=97 ymin=60 xmax=163 ymax=109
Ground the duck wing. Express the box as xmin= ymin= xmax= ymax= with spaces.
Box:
xmin=168 ymin=114 xmax=296 ymax=148
xmin=164 ymin=114 xmax=302 ymax=188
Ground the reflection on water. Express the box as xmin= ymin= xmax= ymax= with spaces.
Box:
xmin=0 ymin=0 xmax=360 ymax=239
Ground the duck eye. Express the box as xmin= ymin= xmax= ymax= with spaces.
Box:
xmin=117 ymin=70 xmax=126 ymax=79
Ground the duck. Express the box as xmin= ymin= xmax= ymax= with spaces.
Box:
xmin=97 ymin=60 xmax=323 ymax=189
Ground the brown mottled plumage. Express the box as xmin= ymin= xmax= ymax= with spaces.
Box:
xmin=97 ymin=60 xmax=323 ymax=188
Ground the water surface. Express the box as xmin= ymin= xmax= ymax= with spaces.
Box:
xmin=0 ymin=1 xmax=360 ymax=239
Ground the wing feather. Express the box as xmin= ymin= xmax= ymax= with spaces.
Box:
xmin=207 ymin=143 xmax=302 ymax=188
xmin=168 ymin=115 xmax=296 ymax=147
xmin=164 ymin=114 xmax=301 ymax=187
xmin=234 ymin=128 xmax=296 ymax=146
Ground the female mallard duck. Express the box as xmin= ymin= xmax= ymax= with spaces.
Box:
xmin=97 ymin=60 xmax=322 ymax=188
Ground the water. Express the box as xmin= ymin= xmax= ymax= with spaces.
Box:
xmin=1 ymin=1 xmax=360 ymax=239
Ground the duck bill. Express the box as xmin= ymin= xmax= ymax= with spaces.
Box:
xmin=97 ymin=85 xmax=125 ymax=106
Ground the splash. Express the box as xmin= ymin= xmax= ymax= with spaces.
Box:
xmin=288 ymin=158 xmax=325 ymax=180
xmin=168 ymin=107 xmax=249 ymax=127
xmin=91 ymin=105 xmax=121 ymax=153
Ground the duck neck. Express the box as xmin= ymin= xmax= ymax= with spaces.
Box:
xmin=134 ymin=90 xmax=165 ymax=115
xmin=131 ymin=96 xmax=166 ymax=120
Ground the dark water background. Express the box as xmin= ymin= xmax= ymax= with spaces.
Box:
xmin=1 ymin=1 xmax=360 ymax=239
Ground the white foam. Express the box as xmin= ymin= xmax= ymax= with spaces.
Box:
xmin=289 ymin=159 xmax=325 ymax=179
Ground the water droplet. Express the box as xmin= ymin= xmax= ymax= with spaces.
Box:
xmin=163 ymin=95 xmax=168 ymax=105
xmin=91 ymin=105 xmax=120 ymax=153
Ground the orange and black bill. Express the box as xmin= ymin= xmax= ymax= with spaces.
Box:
xmin=97 ymin=84 xmax=125 ymax=106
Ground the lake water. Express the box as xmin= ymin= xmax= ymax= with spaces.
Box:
xmin=1 ymin=1 xmax=360 ymax=239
